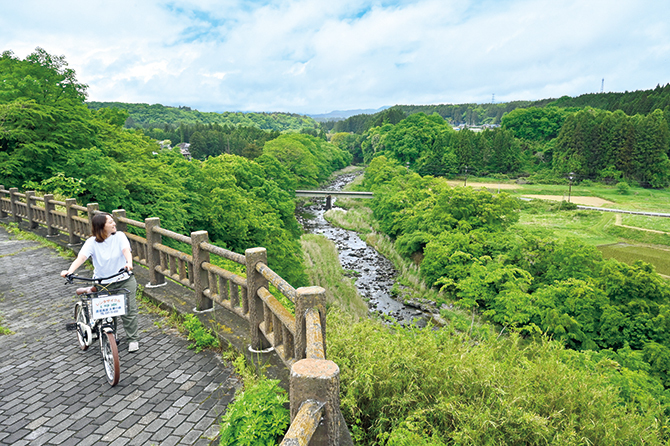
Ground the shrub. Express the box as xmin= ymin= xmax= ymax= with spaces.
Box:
xmin=617 ymin=181 xmax=631 ymax=195
xmin=219 ymin=379 xmax=289 ymax=446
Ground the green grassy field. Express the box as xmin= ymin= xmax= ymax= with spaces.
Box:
xmin=455 ymin=177 xmax=670 ymax=277
xmin=458 ymin=177 xmax=670 ymax=213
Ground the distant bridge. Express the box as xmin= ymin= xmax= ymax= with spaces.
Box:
xmin=295 ymin=190 xmax=373 ymax=210
xmin=295 ymin=190 xmax=374 ymax=199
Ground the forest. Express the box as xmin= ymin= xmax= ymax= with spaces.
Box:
xmin=87 ymin=101 xmax=320 ymax=132
xmin=2 ymin=48 xmax=670 ymax=445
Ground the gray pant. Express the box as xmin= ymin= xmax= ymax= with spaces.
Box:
xmin=106 ymin=275 xmax=139 ymax=344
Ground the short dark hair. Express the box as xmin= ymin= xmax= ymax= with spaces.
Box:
xmin=91 ymin=212 xmax=112 ymax=243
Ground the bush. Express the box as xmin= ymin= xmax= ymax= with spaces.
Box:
xmin=617 ymin=181 xmax=631 ymax=195
xmin=219 ymin=379 xmax=289 ymax=446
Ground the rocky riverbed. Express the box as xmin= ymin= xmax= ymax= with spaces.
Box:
xmin=297 ymin=172 xmax=430 ymax=326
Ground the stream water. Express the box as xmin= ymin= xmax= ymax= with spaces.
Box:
xmin=298 ymin=173 xmax=427 ymax=326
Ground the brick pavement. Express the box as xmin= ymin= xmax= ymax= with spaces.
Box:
xmin=0 ymin=225 xmax=241 ymax=446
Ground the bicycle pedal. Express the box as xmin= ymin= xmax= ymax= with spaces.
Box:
xmin=65 ymin=323 xmax=77 ymax=331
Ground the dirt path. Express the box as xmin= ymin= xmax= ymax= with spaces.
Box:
xmin=519 ymin=194 xmax=614 ymax=207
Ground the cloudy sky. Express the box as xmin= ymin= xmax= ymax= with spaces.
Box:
xmin=2 ymin=0 xmax=669 ymax=115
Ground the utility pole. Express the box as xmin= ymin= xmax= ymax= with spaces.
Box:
xmin=568 ymin=172 xmax=575 ymax=202
xmin=601 ymin=79 xmax=604 ymax=93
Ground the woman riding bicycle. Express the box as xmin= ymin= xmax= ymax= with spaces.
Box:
xmin=61 ymin=212 xmax=140 ymax=352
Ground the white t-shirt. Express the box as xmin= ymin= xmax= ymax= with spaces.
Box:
xmin=80 ymin=232 xmax=131 ymax=283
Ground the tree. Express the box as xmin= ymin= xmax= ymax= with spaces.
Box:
xmin=631 ymin=110 xmax=670 ymax=187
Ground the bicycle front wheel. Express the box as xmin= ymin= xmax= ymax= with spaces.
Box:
xmin=74 ymin=302 xmax=91 ymax=351
xmin=100 ymin=330 xmax=120 ymax=386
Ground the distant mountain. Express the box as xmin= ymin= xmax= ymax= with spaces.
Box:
xmin=309 ymin=106 xmax=390 ymax=122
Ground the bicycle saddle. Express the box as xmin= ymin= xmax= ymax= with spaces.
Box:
xmin=76 ymin=286 xmax=97 ymax=295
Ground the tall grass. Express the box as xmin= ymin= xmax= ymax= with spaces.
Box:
xmin=300 ymin=233 xmax=368 ymax=319
xmin=327 ymin=309 xmax=667 ymax=446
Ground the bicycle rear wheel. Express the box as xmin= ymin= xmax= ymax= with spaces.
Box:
xmin=100 ymin=330 xmax=120 ymax=386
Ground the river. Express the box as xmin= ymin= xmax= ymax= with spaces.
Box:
xmin=298 ymin=172 xmax=427 ymax=326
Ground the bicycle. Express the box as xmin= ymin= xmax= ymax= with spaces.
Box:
xmin=65 ymin=269 xmax=132 ymax=386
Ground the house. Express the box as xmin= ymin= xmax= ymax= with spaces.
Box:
xmin=176 ymin=143 xmax=192 ymax=160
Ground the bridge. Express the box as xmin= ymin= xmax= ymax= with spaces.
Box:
xmin=295 ymin=190 xmax=373 ymax=199
xmin=0 ymin=186 xmax=353 ymax=446
xmin=295 ymin=190 xmax=373 ymax=210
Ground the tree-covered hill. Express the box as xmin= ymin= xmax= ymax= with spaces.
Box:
xmin=87 ymin=101 xmax=320 ymax=132
xmin=330 ymin=84 xmax=670 ymax=131
xmin=548 ymin=84 xmax=670 ymax=116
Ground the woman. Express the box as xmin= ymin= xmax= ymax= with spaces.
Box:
xmin=61 ymin=213 xmax=140 ymax=352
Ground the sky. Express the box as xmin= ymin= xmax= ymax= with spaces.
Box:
xmin=2 ymin=0 xmax=669 ymax=115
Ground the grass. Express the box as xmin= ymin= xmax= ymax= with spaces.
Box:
xmin=516 ymin=207 xmax=620 ymax=246
xmin=1 ymin=221 xmax=75 ymax=259
xmin=512 ymin=188 xmax=670 ymax=275
xmin=598 ymin=243 xmax=670 ymax=276
xmin=622 ymin=214 xmax=670 ymax=232
xmin=453 ymin=176 xmax=670 ymax=213
xmin=327 ymin=309 xmax=667 ymax=445
xmin=300 ymin=233 xmax=368 ymax=319
xmin=0 ymin=314 xmax=13 ymax=335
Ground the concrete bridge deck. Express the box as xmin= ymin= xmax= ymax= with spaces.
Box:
xmin=0 ymin=224 xmax=240 ymax=446
xmin=295 ymin=190 xmax=373 ymax=199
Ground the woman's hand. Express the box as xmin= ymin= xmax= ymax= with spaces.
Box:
xmin=60 ymin=270 xmax=70 ymax=278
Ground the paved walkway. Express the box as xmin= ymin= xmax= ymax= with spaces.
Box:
xmin=0 ymin=225 xmax=240 ymax=446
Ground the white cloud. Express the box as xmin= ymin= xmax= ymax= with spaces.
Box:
xmin=1 ymin=0 xmax=669 ymax=113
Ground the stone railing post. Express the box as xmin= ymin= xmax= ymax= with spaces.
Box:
xmin=9 ymin=188 xmax=20 ymax=223
xmin=145 ymin=217 xmax=166 ymax=286
xmin=0 ymin=185 xmax=6 ymax=218
xmin=289 ymin=359 xmax=342 ymax=446
xmin=245 ymin=247 xmax=270 ymax=350
xmin=295 ymin=286 xmax=327 ymax=361
xmin=191 ymin=230 xmax=212 ymax=312
xmin=25 ymin=191 xmax=37 ymax=229
xmin=65 ymin=198 xmax=81 ymax=245
xmin=112 ymin=209 xmax=127 ymax=232
xmin=86 ymin=203 xmax=99 ymax=228
xmin=43 ymin=194 xmax=58 ymax=237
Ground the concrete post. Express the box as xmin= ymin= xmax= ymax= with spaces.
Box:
xmin=9 ymin=188 xmax=20 ymax=223
xmin=191 ymin=230 xmax=212 ymax=311
xmin=145 ymin=217 xmax=166 ymax=286
xmin=245 ymin=247 xmax=270 ymax=350
xmin=43 ymin=194 xmax=58 ymax=237
xmin=86 ymin=203 xmax=99 ymax=228
xmin=325 ymin=195 xmax=332 ymax=210
xmin=25 ymin=191 xmax=37 ymax=229
xmin=294 ymin=287 xmax=327 ymax=361
xmin=112 ymin=209 xmax=127 ymax=233
xmin=65 ymin=198 xmax=81 ymax=245
xmin=0 ymin=186 xmax=6 ymax=218
xmin=289 ymin=359 xmax=341 ymax=446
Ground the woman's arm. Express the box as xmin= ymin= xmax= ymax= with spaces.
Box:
xmin=122 ymin=247 xmax=133 ymax=271
xmin=60 ymin=253 xmax=88 ymax=277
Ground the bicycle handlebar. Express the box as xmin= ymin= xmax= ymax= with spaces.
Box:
xmin=65 ymin=268 xmax=133 ymax=285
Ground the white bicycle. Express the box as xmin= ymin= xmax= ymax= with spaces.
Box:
xmin=65 ymin=269 xmax=131 ymax=386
